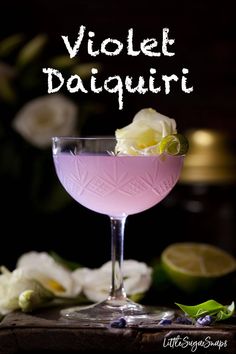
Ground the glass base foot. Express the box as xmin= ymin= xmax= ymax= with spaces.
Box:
xmin=60 ymin=298 xmax=174 ymax=328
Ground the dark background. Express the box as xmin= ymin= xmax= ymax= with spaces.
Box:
xmin=0 ymin=0 xmax=236 ymax=270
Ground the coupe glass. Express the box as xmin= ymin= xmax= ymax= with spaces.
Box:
xmin=52 ymin=137 xmax=184 ymax=327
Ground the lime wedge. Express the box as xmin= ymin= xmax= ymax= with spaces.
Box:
xmin=159 ymin=134 xmax=189 ymax=155
xmin=161 ymin=243 xmax=236 ymax=292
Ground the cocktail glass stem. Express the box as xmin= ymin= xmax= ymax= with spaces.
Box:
xmin=109 ymin=216 xmax=127 ymax=301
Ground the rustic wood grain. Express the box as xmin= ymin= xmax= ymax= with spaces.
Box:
xmin=0 ymin=308 xmax=235 ymax=353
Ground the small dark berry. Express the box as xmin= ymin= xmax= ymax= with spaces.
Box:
xmin=159 ymin=319 xmax=172 ymax=325
xmin=110 ymin=317 xmax=127 ymax=328
xmin=196 ymin=315 xmax=213 ymax=326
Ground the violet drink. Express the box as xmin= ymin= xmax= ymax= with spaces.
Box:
xmin=53 ymin=153 xmax=183 ymax=217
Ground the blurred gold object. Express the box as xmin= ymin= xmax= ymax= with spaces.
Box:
xmin=180 ymin=129 xmax=236 ymax=184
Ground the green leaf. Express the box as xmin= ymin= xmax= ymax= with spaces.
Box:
xmin=0 ymin=78 xmax=16 ymax=103
xmin=49 ymin=55 xmax=78 ymax=69
xmin=0 ymin=33 xmax=25 ymax=57
xmin=175 ymin=300 xmax=235 ymax=322
xmin=175 ymin=300 xmax=224 ymax=318
xmin=130 ymin=293 xmax=144 ymax=303
xmin=216 ymin=302 xmax=235 ymax=321
xmin=17 ymin=34 xmax=47 ymax=67
xmin=50 ymin=251 xmax=81 ymax=271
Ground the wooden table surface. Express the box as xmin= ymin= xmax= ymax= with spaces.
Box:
xmin=0 ymin=307 xmax=235 ymax=354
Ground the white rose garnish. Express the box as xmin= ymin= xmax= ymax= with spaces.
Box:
xmin=115 ymin=108 xmax=177 ymax=155
xmin=72 ymin=260 xmax=152 ymax=303
xmin=17 ymin=251 xmax=82 ymax=297
xmin=12 ymin=94 xmax=78 ymax=148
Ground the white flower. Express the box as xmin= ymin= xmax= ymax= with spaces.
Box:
xmin=0 ymin=254 xmax=153 ymax=315
xmin=115 ymin=108 xmax=177 ymax=155
xmin=73 ymin=260 xmax=152 ymax=303
xmin=17 ymin=251 xmax=82 ymax=297
xmin=12 ymin=94 xmax=78 ymax=148
xmin=0 ymin=267 xmax=53 ymax=315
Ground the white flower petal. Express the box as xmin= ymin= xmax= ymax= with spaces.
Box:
xmin=82 ymin=269 xmax=110 ymax=303
xmin=12 ymin=94 xmax=78 ymax=148
xmin=71 ymin=268 xmax=92 ymax=296
xmin=80 ymin=260 xmax=152 ymax=303
xmin=0 ymin=269 xmax=52 ymax=315
xmin=17 ymin=251 xmax=81 ymax=297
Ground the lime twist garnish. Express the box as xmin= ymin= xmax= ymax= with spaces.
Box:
xmin=159 ymin=134 xmax=189 ymax=155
